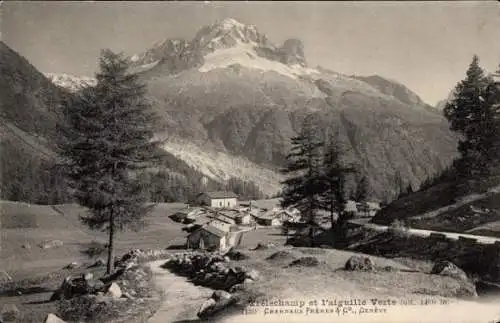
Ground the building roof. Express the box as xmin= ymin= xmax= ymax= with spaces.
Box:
xmin=201 ymin=225 xmax=227 ymax=237
xmin=188 ymin=223 xmax=227 ymax=238
xmin=198 ymin=191 xmax=238 ymax=199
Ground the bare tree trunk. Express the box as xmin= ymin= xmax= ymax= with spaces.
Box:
xmin=106 ymin=209 xmax=115 ymax=274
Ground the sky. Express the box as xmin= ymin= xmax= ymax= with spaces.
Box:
xmin=2 ymin=1 xmax=500 ymax=105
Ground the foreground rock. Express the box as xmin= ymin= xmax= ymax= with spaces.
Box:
xmin=56 ymin=249 xmax=165 ymax=323
xmin=39 ymin=239 xmax=64 ymax=249
xmin=50 ymin=273 xmax=104 ymax=301
xmin=266 ymin=251 xmax=296 ymax=262
xmin=44 ymin=313 xmax=67 ymax=323
xmin=344 ymin=256 xmax=376 ymax=271
xmin=198 ymin=290 xmax=237 ymax=318
xmin=105 ymin=282 xmax=122 ymax=298
xmin=288 ymin=256 xmax=320 ymax=267
xmin=163 ymin=251 xmax=259 ymax=292
xmin=431 ymin=260 xmax=468 ymax=282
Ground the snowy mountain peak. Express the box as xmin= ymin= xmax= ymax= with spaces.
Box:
xmin=218 ymin=17 xmax=249 ymax=31
xmin=192 ymin=17 xmax=272 ymax=55
xmin=45 ymin=73 xmax=96 ymax=92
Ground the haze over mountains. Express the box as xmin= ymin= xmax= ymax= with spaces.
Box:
xmin=4 ymin=18 xmax=460 ymax=200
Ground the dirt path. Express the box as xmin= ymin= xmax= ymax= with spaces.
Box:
xmin=350 ymin=218 xmax=500 ymax=244
xmin=147 ymin=260 xmax=213 ymax=323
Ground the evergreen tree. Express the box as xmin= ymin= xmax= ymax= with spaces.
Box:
xmin=280 ymin=116 xmax=324 ymax=244
xmin=352 ymin=174 xmax=369 ymax=216
xmin=352 ymin=174 xmax=369 ymax=203
xmin=58 ymin=49 xmax=163 ymax=274
xmin=319 ymin=137 xmax=356 ymax=235
xmin=394 ymin=171 xmax=405 ymax=198
xmin=444 ymin=55 xmax=491 ymax=176
xmin=481 ymin=71 xmax=500 ymax=173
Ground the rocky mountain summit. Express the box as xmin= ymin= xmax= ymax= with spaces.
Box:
xmin=129 ymin=18 xmax=308 ymax=76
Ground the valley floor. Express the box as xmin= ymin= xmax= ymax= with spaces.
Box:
xmin=148 ymin=245 xmax=500 ymax=323
xmin=4 ymin=200 xmax=500 ymax=323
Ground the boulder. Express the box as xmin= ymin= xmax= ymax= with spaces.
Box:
xmin=1 ymin=304 xmax=20 ymax=322
xmin=44 ymin=313 xmax=67 ymax=323
xmin=266 ymin=251 xmax=296 ymax=262
xmin=431 ymin=260 xmax=468 ymax=281
xmin=64 ymin=262 xmax=79 ymax=269
xmin=245 ymin=269 xmax=260 ymax=281
xmin=344 ymin=256 xmax=376 ymax=271
xmin=51 ymin=274 xmax=105 ymax=301
xmin=39 ymin=239 xmax=64 ymax=249
xmin=289 ymin=256 xmax=320 ymax=267
xmin=83 ymin=272 xmax=94 ymax=281
xmin=212 ymin=290 xmax=232 ymax=302
xmin=21 ymin=243 xmax=31 ymax=249
xmin=197 ymin=298 xmax=217 ymax=318
xmin=105 ymin=282 xmax=122 ymax=298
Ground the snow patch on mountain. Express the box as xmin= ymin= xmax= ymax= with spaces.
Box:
xmin=45 ymin=73 xmax=96 ymax=92
xmin=198 ymin=41 xmax=320 ymax=79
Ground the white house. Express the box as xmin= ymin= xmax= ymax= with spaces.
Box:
xmin=196 ymin=191 xmax=238 ymax=208
xmin=186 ymin=222 xmax=245 ymax=252
xmin=186 ymin=224 xmax=228 ymax=251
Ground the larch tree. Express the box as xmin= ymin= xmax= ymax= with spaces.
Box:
xmin=280 ymin=115 xmax=324 ymax=244
xmin=352 ymin=174 xmax=369 ymax=203
xmin=319 ymin=136 xmax=356 ymax=244
xmin=58 ymin=49 xmax=164 ymax=274
xmin=352 ymin=173 xmax=369 ymax=216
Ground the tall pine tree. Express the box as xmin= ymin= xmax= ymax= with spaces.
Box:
xmin=280 ymin=116 xmax=324 ymax=244
xmin=58 ymin=50 xmax=163 ymax=274
xmin=352 ymin=174 xmax=369 ymax=216
xmin=481 ymin=70 xmax=500 ymax=174
xmin=319 ymin=137 xmax=356 ymax=235
xmin=444 ymin=55 xmax=491 ymax=177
